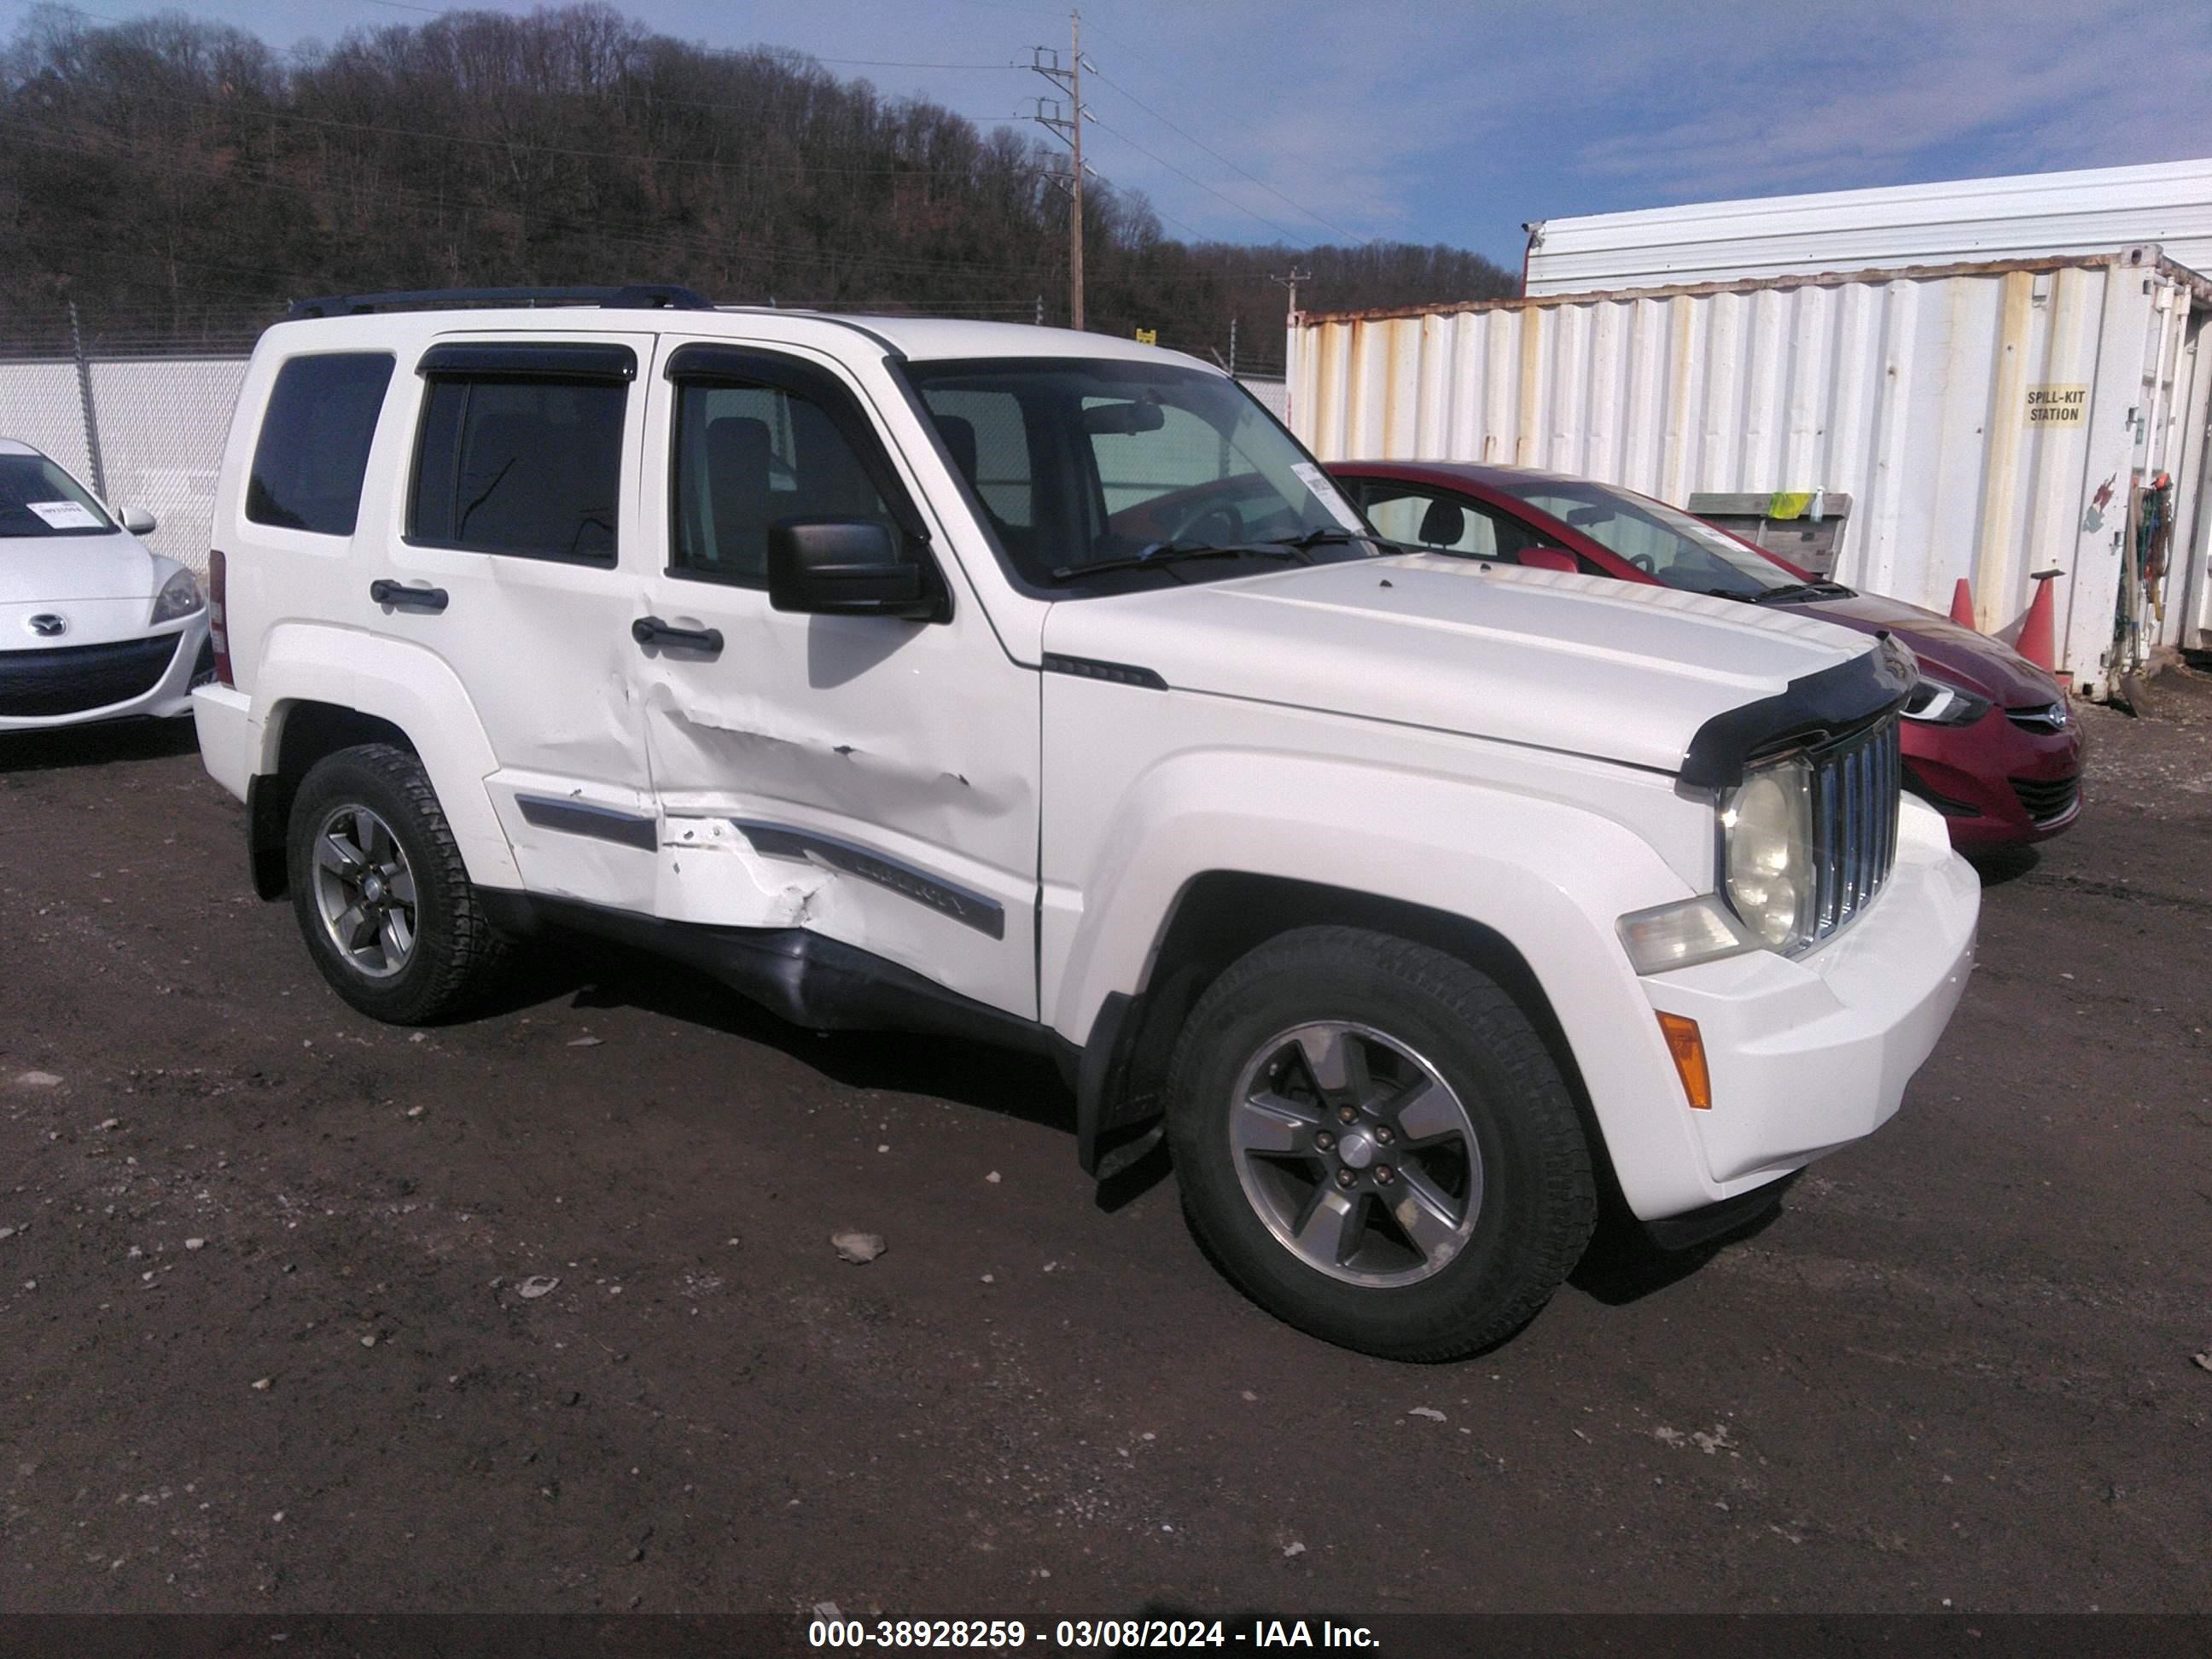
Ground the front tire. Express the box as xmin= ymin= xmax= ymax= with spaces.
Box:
xmin=285 ymin=742 xmax=509 ymax=1024
xmin=1166 ymin=927 xmax=1596 ymax=1361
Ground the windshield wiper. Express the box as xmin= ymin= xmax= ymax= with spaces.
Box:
xmin=1269 ymin=527 xmax=1371 ymax=551
xmin=1753 ymin=579 xmax=1855 ymax=603
xmin=1045 ymin=541 xmax=1311 ymax=583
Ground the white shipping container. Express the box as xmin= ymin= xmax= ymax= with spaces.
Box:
xmin=1290 ymin=248 xmax=2211 ymax=701
xmin=1522 ymin=156 xmax=2212 ymax=296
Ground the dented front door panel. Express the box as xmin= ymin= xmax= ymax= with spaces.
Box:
xmin=628 ymin=337 xmax=1042 ymax=1022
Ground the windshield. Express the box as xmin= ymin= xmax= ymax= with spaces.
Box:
xmin=0 ymin=452 xmax=117 ymax=539
xmin=902 ymin=358 xmax=1379 ymax=591
xmin=1490 ymin=476 xmax=1795 ymax=598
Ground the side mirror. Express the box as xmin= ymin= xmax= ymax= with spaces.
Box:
xmin=1516 ymin=546 xmax=1579 ymax=573
xmin=767 ymin=519 xmax=941 ymax=620
xmin=117 ymin=505 xmax=158 ymax=536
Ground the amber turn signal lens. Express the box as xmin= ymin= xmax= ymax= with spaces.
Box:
xmin=1656 ymin=1011 xmax=1712 ymax=1111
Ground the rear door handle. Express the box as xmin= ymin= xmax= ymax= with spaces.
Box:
xmin=370 ymin=579 xmax=448 ymax=614
xmin=632 ymin=616 xmax=724 ymax=655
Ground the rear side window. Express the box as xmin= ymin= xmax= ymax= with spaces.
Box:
xmin=410 ymin=356 xmax=629 ymax=563
xmin=246 ymin=353 xmax=394 ymax=536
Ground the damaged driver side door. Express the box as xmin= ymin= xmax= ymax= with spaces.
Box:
xmin=627 ymin=339 xmax=1041 ymax=1022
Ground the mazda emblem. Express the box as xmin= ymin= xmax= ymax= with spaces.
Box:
xmin=27 ymin=613 xmax=67 ymax=638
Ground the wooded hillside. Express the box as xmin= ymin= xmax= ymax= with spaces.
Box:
xmin=0 ymin=3 xmax=1514 ymax=366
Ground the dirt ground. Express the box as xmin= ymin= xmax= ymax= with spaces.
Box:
xmin=1 ymin=667 xmax=2208 ymax=1621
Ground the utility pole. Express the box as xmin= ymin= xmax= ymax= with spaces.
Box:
xmin=1068 ymin=10 xmax=1084 ymax=331
xmin=1270 ymin=270 xmax=1311 ymax=428
xmin=1027 ymin=11 xmax=1091 ymax=329
xmin=1229 ymin=315 xmax=1237 ymax=378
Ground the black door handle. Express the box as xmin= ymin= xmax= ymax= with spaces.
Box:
xmin=632 ymin=615 xmax=724 ymax=655
xmin=370 ymin=579 xmax=449 ymax=613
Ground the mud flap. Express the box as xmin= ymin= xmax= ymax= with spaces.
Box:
xmin=246 ymin=774 xmax=293 ymax=900
xmin=1076 ymin=992 xmax=1161 ymax=1177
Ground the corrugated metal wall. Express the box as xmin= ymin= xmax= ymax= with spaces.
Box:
xmin=1291 ymin=255 xmax=2210 ymax=699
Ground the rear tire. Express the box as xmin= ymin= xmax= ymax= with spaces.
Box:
xmin=285 ymin=742 xmax=509 ymax=1024
xmin=1166 ymin=926 xmax=1595 ymax=1361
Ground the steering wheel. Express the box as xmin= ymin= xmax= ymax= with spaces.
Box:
xmin=1628 ymin=552 xmax=1656 ymax=573
xmin=1161 ymin=501 xmax=1243 ymax=546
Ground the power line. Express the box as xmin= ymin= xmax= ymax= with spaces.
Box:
xmin=21 ymin=90 xmax=1057 ymax=181
xmin=0 ymin=117 xmax=1062 ymax=285
xmin=356 ymin=0 xmax=1024 ymax=67
xmin=1086 ymin=66 xmax=1369 ymax=247
xmin=1085 ymin=110 xmax=1313 ymax=247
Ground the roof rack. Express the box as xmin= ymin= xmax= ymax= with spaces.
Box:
xmin=284 ymin=285 xmax=715 ymax=321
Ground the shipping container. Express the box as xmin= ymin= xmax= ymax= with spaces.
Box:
xmin=1522 ymin=157 xmax=2212 ymax=296
xmin=1289 ymin=248 xmax=2210 ymax=701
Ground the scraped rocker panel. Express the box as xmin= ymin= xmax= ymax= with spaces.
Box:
xmin=511 ymin=795 xmax=1007 ymax=940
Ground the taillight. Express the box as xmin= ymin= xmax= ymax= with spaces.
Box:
xmin=208 ymin=549 xmax=234 ymax=687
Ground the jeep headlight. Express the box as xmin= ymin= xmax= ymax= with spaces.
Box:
xmin=1721 ymin=755 xmax=1814 ymax=951
xmin=149 ymin=568 xmax=205 ymax=626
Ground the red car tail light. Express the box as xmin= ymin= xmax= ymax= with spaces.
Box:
xmin=208 ymin=549 xmax=234 ymax=687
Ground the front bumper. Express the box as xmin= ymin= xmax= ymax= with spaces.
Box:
xmin=0 ymin=614 xmax=211 ymax=730
xmin=1903 ymin=705 xmax=2083 ymax=849
xmin=1632 ymin=800 xmax=1979 ymax=1214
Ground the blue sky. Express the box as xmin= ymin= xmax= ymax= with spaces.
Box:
xmin=8 ymin=0 xmax=2209 ymax=265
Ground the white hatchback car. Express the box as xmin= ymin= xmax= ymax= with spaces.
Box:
xmin=1 ymin=439 xmax=212 ymax=730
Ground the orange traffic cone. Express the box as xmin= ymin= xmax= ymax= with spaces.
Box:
xmin=2017 ymin=568 xmax=2063 ymax=672
xmin=1948 ymin=579 xmax=1976 ymax=629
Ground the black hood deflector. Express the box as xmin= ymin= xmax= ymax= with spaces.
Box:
xmin=1680 ymin=633 xmax=1915 ymax=789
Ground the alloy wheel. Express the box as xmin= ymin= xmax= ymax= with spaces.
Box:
xmin=310 ymin=804 xmax=417 ymax=980
xmin=1229 ymin=1021 xmax=1484 ymax=1287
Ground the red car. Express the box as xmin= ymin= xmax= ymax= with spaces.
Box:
xmin=1327 ymin=461 xmax=2082 ymax=850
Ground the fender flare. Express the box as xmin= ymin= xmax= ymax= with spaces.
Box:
xmin=253 ymin=623 xmax=521 ymax=890
xmin=1044 ymin=749 xmax=1716 ymax=1217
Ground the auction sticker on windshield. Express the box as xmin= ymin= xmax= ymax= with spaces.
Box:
xmin=1290 ymin=463 xmax=1366 ymax=533
xmin=27 ymin=500 xmax=103 ymax=531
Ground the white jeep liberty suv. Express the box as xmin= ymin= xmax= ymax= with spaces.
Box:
xmin=192 ymin=286 xmax=1978 ymax=1359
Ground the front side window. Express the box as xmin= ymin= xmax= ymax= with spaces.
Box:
xmin=247 ymin=352 xmax=394 ymax=536
xmin=1493 ymin=479 xmax=1793 ymax=598
xmin=670 ymin=381 xmax=898 ymax=585
xmin=905 ymin=358 xmax=1377 ymax=591
xmin=410 ymin=375 xmax=626 ymax=562
xmin=914 ymin=387 xmax=1033 ymax=538
xmin=0 ymin=451 xmax=115 ymax=539
xmin=1359 ymin=486 xmax=1540 ymax=562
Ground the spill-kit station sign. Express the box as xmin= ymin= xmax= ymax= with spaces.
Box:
xmin=2027 ymin=384 xmax=2088 ymax=425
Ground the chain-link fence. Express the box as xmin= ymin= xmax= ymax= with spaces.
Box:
xmin=2 ymin=312 xmax=261 ymax=579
